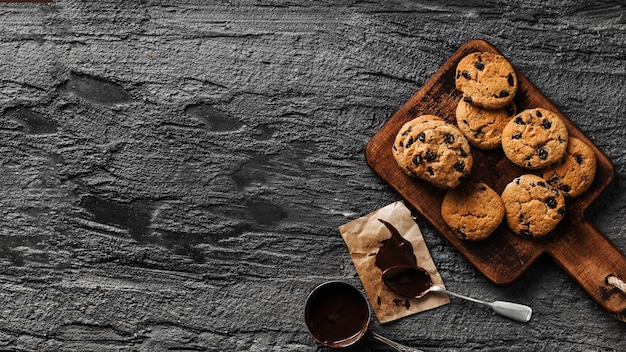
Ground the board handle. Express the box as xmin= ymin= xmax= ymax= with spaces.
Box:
xmin=549 ymin=219 xmax=626 ymax=315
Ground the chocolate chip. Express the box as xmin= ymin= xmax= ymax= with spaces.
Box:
xmin=399 ymin=141 xmax=404 ymax=147
xmin=515 ymin=177 xmax=520 ymax=184
xmin=505 ymin=104 xmax=515 ymax=116
xmin=520 ymin=230 xmax=533 ymax=238
xmin=456 ymin=229 xmax=466 ymax=239
xmin=463 ymin=96 xmax=473 ymax=103
xmin=507 ymin=73 xmax=515 ymax=86
xmin=559 ymin=184 xmax=571 ymax=193
xmin=427 ymin=167 xmax=434 ymax=176
xmin=514 ymin=116 xmax=525 ymax=125
xmin=558 ymin=208 xmax=565 ymax=216
xmin=536 ymin=110 xmax=542 ymax=117
xmin=518 ymin=214 xmax=524 ymax=223
xmin=538 ymin=148 xmax=548 ymax=160
xmin=499 ymin=90 xmax=510 ymax=98
xmin=538 ymin=181 xmax=547 ymax=187
xmin=444 ymin=133 xmax=455 ymax=144
xmin=575 ymin=154 xmax=584 ymax=164
xmin=541 ymin=119 xmax=552 ymax=129
xmin=474 ymin=61 xmax=484 ymax=70
xmin=459 ymin=148 xmax=467 ymax=157
xmin=462 ymin=119 xmax=469 ymax=125
xmin=546 ymin=197 xmax=557 ymax=208
xmin=479 ymin=186 xmax=487 ymax=191
xmin=548 ymin=175 xmax=559 ymax=184
xmin=405 ymin=137 xmax=414 ymax=149
xmin=393 ymin=145 xmax=397 ymax=151
xmin=417 ymin=132 xmax=426 ymax=142
xmin=425 ymin=150 xmax=437 ymax=161
xmin=512 ymin=133 xmax=522 ymax=139
xmin=454 ymin=161 xmax=465 ymax=172
xmin=456 ymin=71 xmax=461 ymax=79
xmin=462 ymin=71 xmax=471 ymax=79
xmin=413 ymin=155 xmax=423 ymax=165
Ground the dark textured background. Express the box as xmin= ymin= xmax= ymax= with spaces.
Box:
xmin=0 ymin=1 xmax=625 ymax=351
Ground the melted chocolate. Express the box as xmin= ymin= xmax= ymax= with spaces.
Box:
xmin=375 ymin=219 xmax=418 ymax=271
xmin=383 ymin=265 xmax=433 ymax=298
xmin=304 ymin=282 xmax=369 ymax=348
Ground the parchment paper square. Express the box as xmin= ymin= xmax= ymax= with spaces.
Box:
xmin=339 ymin=201 xmax=449 ymax=323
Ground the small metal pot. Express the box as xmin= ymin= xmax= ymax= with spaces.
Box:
xmin=303 ymin=281 xmax=371 ymax=348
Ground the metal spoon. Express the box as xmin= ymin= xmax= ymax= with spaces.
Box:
xmin=382 ymin=265 xmax=532 ymax=323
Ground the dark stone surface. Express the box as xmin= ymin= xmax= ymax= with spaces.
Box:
xmin=0 ymin=1 xmax=624 ymax=351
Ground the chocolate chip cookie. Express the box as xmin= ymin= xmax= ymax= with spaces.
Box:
xmin=392 ymin=115 xmax=446 ymax=171
xmin=401 ymin=122 xmax=473 ymax=189
xmin=455 ymin=98 xmax=517 ymax=149
xmin=501 ymin=108 xmax=569 ymax=169
xmin=542 ymin=137 xmax=597 ymax=198
xmin=455 ymin=52 xmax=518 ymax=109
xmin=441 ymin=180 xmax=505 ymax=241
xmin=501 ymin=174 xmax=566 ymax=238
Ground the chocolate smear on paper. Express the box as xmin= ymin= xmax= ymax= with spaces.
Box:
xmin=375 ymin=219 xmax=417 ymax=271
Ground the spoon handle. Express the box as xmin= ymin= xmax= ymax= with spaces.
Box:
xmin=491 ymin=301 xmax=533 ymax=323
xmin=370 ymin=331 xmax=425 ymax=352
xmin=430 ymin=286 xmax=532 ymax=322
xmin=430 ymin=286 xmax=485 ymax=305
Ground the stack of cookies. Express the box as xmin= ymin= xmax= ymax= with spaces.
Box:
xmin=392 ymin=51 xmax=597 ymax=241
xmin=454 ymin=51 xmax=519 ymax=151
xmin=392 ymin=115 xmax=473 ymax=190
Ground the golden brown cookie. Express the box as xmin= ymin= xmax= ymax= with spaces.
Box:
xmin=392 ymin=115 xmax=446 ymax=171
xmin=542 ymin=137 xmax=597 ymax=198
xmin=455 ymin=52 xmax=517 ymax=109
xmin=501 ymin=174 xmax=566 ymax=238
xmin=455 ymin=98 xmax=517 ymax=149
xmin=441 ymin=180 xmax=505 ymax=241
xmin=501 ymin=108 xmax=569 ymax=169
xmin=400 ymin=122 xmax=473 ymax=189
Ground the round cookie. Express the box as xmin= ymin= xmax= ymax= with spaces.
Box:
xmin=455 ymin=98 xmax=517 ymax=149
xmin=402 ymin=123 xmax=473 ymax=189
xmin=455 ymin=52 xmax=518 ymax=109
xmin=392 ymin=115 xmax=446 ymax=170
xmin=542 ymin=137 xmax=597 ymax=198
xmin=441 ymin=180 xmax=505 ymax=241
xmin=501 ymin=174 xmax=566 ymax=238
xmin=501 ymin=108 xmax=569 ymax=169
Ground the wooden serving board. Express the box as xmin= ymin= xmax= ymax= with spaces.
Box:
xmin=365 ymin=39 xmax=626 ymax=315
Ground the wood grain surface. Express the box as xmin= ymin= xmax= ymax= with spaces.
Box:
xmin=365 ymin=39 xmax=626 ymax=314
xmin=0 ymin=1 xmax=625 ymax=351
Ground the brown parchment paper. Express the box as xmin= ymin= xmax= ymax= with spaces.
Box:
xmin=339 ymin=201 xmax=449 ymax=323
